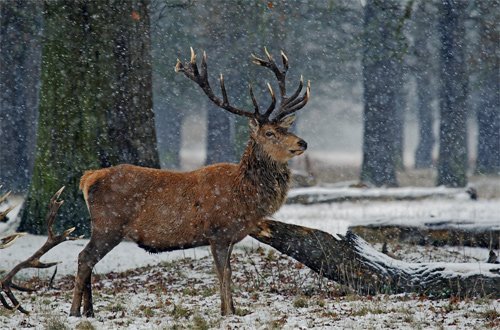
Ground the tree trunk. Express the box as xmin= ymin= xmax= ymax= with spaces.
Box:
xmin=360 ymin=0 xmax=404 ymax=187
xmin=206 ymin=105 xmax=235 ymax=164
xmin=154 ymin=98 xmax=183 ymax=169
xmin=474 ymin=0 xmax=500 ymax=175
xmin=393 ymin=64 xmax=406 ymax=171
xmin=251 ymin=219 xmax=500 ymax=297
xmin=436 ymin=0 xmax=468 ymax=187
xmin=413 ymin=2 xmax=436 ymax=169
xmin=20 ymin=0 xmax=159 ymax=236
xmin=0 ymin=1 xmax=42 ymax=193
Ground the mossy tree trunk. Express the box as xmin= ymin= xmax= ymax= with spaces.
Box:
xmin=20 ymin=0 xmax=159 ymax=236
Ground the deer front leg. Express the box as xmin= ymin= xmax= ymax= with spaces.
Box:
xmin=210 ymin=242 xmax=235 ymax=315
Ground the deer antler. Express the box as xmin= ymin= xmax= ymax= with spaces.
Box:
xmin=175 ymin=48 xmax=309 ymax=124
xmin=175 ymin=47 xmax=261 ymax=120
xmin=0 ymin=190 xmax=14 ymax=223
xmin=0 ymin=187 xmax=77 ymax=314
xmin=251 ymin=48 xmax=311 ymax=122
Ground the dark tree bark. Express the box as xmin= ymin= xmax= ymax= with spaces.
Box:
xmin=413 ymin=2 xmax=436 ymax=169
xmin=20 ymin=0 xmax=159 ymax=236
xmin=251 ymin=219 xmax=500 ymax=297
xmin=393 ymin=63 xmax=407 ymax=171
xmin=474 ymin=0 xmax=500 ymax=175
xmin=154 ymin=97 xmax=183 ymax=169
xmin=206 ymin=103 xmax=236 ymax=164
xmin=0 ymin=1 xmax=42 ymax=193
xmin=360 ymin=0 xmax=404 ymax=187
xmin=436 ymin=0 xmax=468 ymax=187
xmin=202 ymin=3 xmax=247 ymax=165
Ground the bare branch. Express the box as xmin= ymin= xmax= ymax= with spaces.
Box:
xmin=0 ymin=186 xmax=77 ymax=314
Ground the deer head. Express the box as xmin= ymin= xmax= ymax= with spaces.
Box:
xmin=175 ymin=48 xmax=310 ymax=164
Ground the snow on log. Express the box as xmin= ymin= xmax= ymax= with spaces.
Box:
xmin=286 ymin=186 xmax=474 ymax=204
xmin=350 ymin=224 xmax=499 ymax=249
xmin=250 ymin=219 xmax=500 ymax=298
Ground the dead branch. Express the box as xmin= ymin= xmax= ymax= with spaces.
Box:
xmin=251 ymin=219 xmax=500 ymax=298
xmin=0 ymin=187 xmax=77 ymax=314
xmin=0 ymin=233 xmax=26 ymax=249
xmin=0 ymin=190 xmax=13 ymax=223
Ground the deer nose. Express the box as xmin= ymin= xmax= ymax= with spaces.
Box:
xmin=297 ymin=139 xmax=308 ymax=150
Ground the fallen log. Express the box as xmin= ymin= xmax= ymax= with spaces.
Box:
xmin=286 ymin=186 xmax=473 ymax=204
xmin=250 ymin=219 xmax=500 ymax=298
xmin=350 ymin=224 xmax=499 ymax=249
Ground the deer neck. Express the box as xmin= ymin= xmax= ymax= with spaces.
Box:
xmin=237 ymin=139 xmax=291 ymax=216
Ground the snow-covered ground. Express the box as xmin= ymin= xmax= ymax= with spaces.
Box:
xmin=1 ymin=188 xmax=499 ymax=329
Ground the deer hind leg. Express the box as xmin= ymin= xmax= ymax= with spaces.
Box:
xmin=210 ymin=242 xmax=235 ymax=316
xmin=70 ymin=231 xmax=123 ymax=317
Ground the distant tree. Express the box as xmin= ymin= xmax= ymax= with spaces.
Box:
xmin=0 ymin=1 xmax=42 ymax=192
xmin=360 ymin=0 xmax=406 ymax=187
xmin=20 ymin=0 xmax=159 ymax=236
xmin=474 ymin=0 xmax=500 ymax=175
xmin=413 ymin=1 xmax=437 ymax=169
xmin=436 ymin=0 xmax=468 ymax=187
xmin=150 ymin=0 xmax=197 ymax=169
xmin=202 ymin=2 xmax=245 ymax=164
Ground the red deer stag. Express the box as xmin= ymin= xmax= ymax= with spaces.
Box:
xmin=70 ymin=48 xmax=310 ymax=317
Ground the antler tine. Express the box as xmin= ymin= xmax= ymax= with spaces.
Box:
xmin=201 ymin=51 xmax=208 ymax=80
xmin=252 ymin=48 xmax=298 ymax=120
xmin=252 ymin=49 xmax=286 ymax=96
xmin=219 ymin=74 xmax=229 ymax=106
xmin=282 ymin=75 xmax=303 ymax=107
xmin=249 ymin=84 xmax=260 ymax=115
xmin=176 ymin=48 xmax=255 ymax=120
xmin=280 ymin=50 xmax=289 ymax=71
xmin=263 ymin=83 xmax=277 ymax=118
xmin=274 ymin=80 xmax=311 ymax=122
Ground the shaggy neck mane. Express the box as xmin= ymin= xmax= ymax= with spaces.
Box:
xmin=237 ymin=139 xmax=290 ymax=216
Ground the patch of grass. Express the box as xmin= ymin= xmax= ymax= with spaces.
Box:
xmin=268 ymin=316 xmax=287 ymax=329
xmin=74 ymin=320 xmax=96 ymax=330
xmin=351 ymin=305 xmax=387 ymax=317
xmin=182 ymin=287 xmax=198 ymax=296
xmin=192 ymin=313 xmax=210 ymax=330
xmin=320 ymin=311 xmax=339 ymax=319
xmin=235 ymin=307 xmax=252 ymax=316
xmin=0 ymin=307 xmax=14 ymax=317
xmin=105 ymin=302 xmax=126 ymax=313
xmin=293 ymin=297 xmax=308 ymax=308
xmin=201 ymin=287 xmax=216 ymax=297
xmin=139 ymin=305 xmax=155 ymax=318
xmin=43 ymin=315 xmax=69 ymax=330
xmin=266 ymin=250 xmax=277 ymax=261
xmin=480 ymin=308 xmax=499 ymax=322
xmin=170 ymin=303 xmax=191 ymax=319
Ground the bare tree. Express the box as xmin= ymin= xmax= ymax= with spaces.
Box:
xmin=436 ymin=0 xmax=468 ymax=187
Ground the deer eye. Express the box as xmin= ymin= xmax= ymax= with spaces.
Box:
xmin=265 ymin=131 xmax=275 ymax=138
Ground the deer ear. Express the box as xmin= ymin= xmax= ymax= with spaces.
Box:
xmin=277 ymin=115 xmax=296 ymax=129
xmin=249 ymin=118 xmax=259 ymax=135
